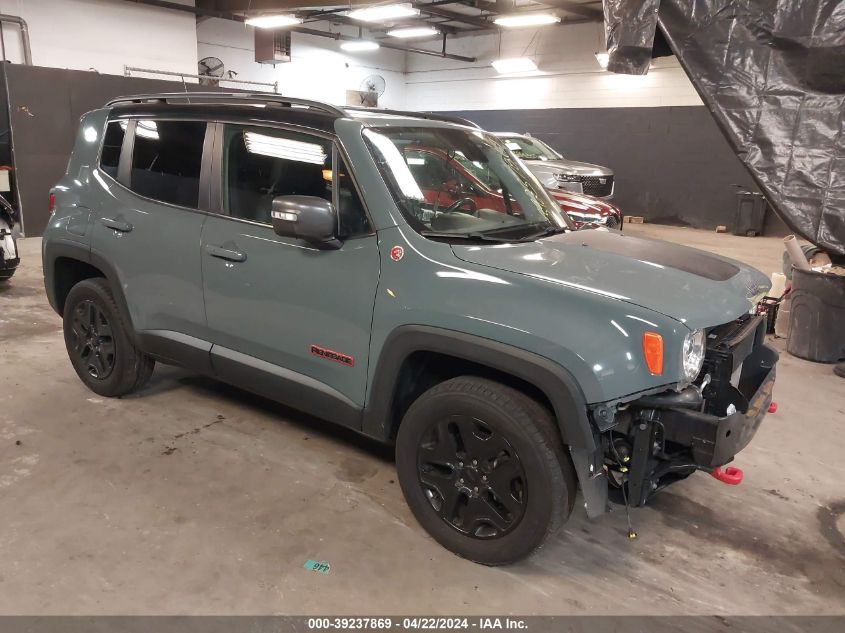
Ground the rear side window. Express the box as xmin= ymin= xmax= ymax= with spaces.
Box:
xmin=129 ymin=120 xmax=206 ymax=208
xmin=100 ymin=121 xmax=125 ymax=178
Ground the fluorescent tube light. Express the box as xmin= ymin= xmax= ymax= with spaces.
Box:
xmin=387 ymin=26 xmax=439 ymax=38
xmin=348 ymin=3 xmax=420 ymax=22
xmin=245 ymin=14 xmax=302 ymax=29
xmin=491 ymin=57 xmax=538 ymax=73
xmin=595 ymin=52 xmax=609 ymax=68
xmin=340 ymin=40 xmax=381 ymax=52
xmin=493 ymin=14 xmax=560 ymax=28
xmin=244 ymin=132 xmax=327 ymax=165
xmin=121 ymin=119 xmax=159 ymax=140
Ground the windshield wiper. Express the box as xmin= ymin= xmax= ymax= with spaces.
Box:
xmin=514 ymin=224 xmax=570 ymax=241
xmin=421 ymin=230 xmax=515 ymax=243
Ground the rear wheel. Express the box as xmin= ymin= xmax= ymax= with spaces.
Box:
xmin=396 ymin=377 xmax=576 ymax=565
xmin=63 ymin=278 xmax=154 ymax=397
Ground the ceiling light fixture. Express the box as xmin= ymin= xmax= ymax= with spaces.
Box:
xmin=244 ymin=132 xmax=327 ymax=165
xmin=491 ymin=57 xmax=538 ymax=73
xmin=340 ymin=40 xmax=381 ymax=52
xmin=348 ymin=3 xmax=420 ymax=22
xmin=594 ymin=52 xmax=610 ymax=68
xmin=245 ymin=14 xmax=302 ymax=29
xmin=387 ymin=26 xmax=439 ymax=38
xmin=493 ymin=13 xmax=560 ymax=28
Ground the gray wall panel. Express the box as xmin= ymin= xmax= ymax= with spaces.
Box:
xmin=449 ymin=106 xmax=789 ymax=236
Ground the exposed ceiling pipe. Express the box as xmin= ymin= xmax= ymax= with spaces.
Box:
xmin=0 ymin=14 xmax=32 ymax=65
xmin=122 ymin=0 xmax=477 ymax=62
xmin=295 ymin=25 xmax=476 ymax=62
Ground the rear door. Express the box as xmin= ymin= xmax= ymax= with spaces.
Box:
xmin=91 ymin=117 xmax=212 ymax=365
xmin=200 ymin=122 xmax=380 ymax=422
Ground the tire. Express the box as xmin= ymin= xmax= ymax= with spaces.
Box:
xmin=62 ymin=278 xmax=154 ymax=397
xmin=396 ymin=376 xmax=577 ymax=565
xmin=0 ymin=268 xmax=14 ymax=282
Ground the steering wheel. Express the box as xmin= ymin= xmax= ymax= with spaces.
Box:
xmin=442 ymin=197 xmax=478 ymax=216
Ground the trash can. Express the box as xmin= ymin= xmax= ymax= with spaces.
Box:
xmin=733 ymin=191 xmax=768 ymax=237
xmin=787 ymin=267 xmax=845 ymax=362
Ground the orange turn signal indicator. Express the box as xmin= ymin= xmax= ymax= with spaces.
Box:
xmin=642 ymin=331 xmax=664 ymax=375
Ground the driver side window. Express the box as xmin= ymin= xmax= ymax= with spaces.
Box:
xmin=222 ymin=125 xmax=332 ymax=225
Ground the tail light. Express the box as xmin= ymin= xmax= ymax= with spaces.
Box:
xmin=49 ymin=192 xmax=56 ymax=216
xmin=642 ymin=331 xmax=664 ymax=375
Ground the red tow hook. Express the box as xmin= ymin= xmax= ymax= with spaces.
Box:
xmin=711 ymin=466 xmax=744 ymax=485
xmin=768 ymin=401 xmax=778 ymax=413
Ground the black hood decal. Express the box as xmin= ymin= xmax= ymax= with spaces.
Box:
xmin=575 ymin=231 xmax=739 ymax=282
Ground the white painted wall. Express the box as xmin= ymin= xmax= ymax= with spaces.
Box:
xmin=0 ymin=0 xmax=198 ymax=75
xmin=404 ymin=22 xmax=702 ymax=110
xmin=196 ymin=18 xmax=407 ymax=109
xmin=0 ymin=3 xmax=699 ymax=112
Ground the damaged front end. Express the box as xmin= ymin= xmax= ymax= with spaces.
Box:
xmin=598 ymin=314 xmax=777 ymax=510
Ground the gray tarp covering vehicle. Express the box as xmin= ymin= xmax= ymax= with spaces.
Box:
xmin=604 ymin=0 xmax=845 ymax=255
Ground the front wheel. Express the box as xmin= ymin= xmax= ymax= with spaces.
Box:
xmin=396 ymin=377 xmax=576 ymax=565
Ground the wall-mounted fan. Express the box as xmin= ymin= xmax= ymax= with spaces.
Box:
xmin=198 ymin=56 xmax=225 ymax=86
xmin=360 ymin=74 xmax=386 ymax=98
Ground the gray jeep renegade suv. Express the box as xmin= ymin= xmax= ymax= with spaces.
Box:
xmin=44 ymin=93 xmax=777 ymax=565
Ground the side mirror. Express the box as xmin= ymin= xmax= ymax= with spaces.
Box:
xmin=271 ymin=195 xmax=341 ymax=249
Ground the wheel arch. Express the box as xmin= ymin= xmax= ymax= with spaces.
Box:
xmin=44 ymin=241 xmax=137 ymax=340
xmin=362 ymin=325 xmax=596 ymax=452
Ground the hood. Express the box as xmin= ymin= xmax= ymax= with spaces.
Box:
xmin=525 ymin=158 xmax=613 ymax=177
xmin=451 ymin=230 xmax=770 ymax=330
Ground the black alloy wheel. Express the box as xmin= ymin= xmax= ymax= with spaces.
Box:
xmin=62 ymin=278 xmax=155 ymax=397
xmin=417 ymin=414 xmax=527 ymax=539
xmin=396 ymin=377 xmax=577 ymax=565
xmin=69 ymin=299 xmax=116 ymax=380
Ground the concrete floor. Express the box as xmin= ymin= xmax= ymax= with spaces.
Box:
xmin=1 ymin=225 xmax=843 ymax=615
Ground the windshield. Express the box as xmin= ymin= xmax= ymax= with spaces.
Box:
xmin=363 ymin=126 xmax=573 ymax=241
xmin=500 ymin=136 xmax=561 ymax=161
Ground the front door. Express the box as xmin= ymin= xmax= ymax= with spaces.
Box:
xmin=201 ymin=123 xmax=380 ymax=423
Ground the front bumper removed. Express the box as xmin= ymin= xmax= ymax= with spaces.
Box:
xmin=609 ymin=315 xmax=777 ymax=507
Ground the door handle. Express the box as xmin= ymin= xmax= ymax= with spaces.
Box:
xmin=205 ymin=243 xmax=247 ymax=263
xmin=100 ymin=217 xmax=133 ymax=232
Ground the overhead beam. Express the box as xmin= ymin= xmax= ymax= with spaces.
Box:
xmin=527 ymin=1 xmax=603 ymax=21
xmin=415 ymin=6 xmax=496 ymax=30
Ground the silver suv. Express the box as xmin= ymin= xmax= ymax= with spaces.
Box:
xmin=494 ymin=132 xmax=615 ymax=199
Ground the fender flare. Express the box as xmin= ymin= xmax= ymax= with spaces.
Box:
xmin=361 ymin=325 xmax=597 ymax=452
xmin=43 ymin=240 xmax=138 ymax=344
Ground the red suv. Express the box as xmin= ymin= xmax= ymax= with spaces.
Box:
xmin=404 ymin=145 xmax=623 ymax=229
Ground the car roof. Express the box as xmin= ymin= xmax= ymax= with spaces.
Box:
xmin=104 ymin=93 xmax=479 ymax=133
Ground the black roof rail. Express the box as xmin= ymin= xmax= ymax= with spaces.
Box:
xmin=105 ymin=92 xmax=347 ymax=117
xmin=344 ymin=106 xmax=481 ymax=129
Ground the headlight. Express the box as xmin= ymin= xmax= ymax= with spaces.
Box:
xmin=555 ymin=173 xmax=581 ymax=182
xmin=681 ymin=329 xmax=706 ymax=384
